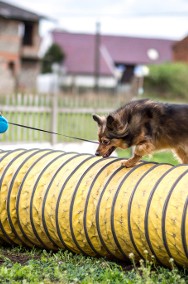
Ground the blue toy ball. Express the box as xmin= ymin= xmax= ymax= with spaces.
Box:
xmin=0 ymin=115 xmax=8 ymax=133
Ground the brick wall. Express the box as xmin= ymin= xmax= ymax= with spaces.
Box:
xmin=0 ymin=19 xmax=21 ymax=64
xmin=0 ymin=57 xmax=15 ymax=94
xmin=0 ymin=19 xmax=20 ymax=94
xmin=0 ymin=18 xmax=41 ymax=94
xmin=19 ymin=60 xmax=40 ymax=92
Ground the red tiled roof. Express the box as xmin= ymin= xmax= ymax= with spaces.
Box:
xmin=52 ymin=30 xmax=176 ymax=77
xmin=102 ymin=35 xmax=176 ymax=64
xmin=52 ymin=31 xmax=114 ymax=76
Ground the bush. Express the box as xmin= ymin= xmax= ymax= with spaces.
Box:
xmin=144 ymin=63 xmax=188 ymax=101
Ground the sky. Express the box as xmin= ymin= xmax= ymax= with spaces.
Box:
xmin=6 ymin=0 xmax=188 ymax=40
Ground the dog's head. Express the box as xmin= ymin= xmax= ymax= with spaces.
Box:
xmin=93 ymin=113 xmax=130 ymax=157
xmin=93 ymin=99 xmax=160 ymax=158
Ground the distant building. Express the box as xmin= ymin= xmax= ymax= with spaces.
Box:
xmin=39 ymin=30 xmax=177 ymax=92
xmin=0 ymin=1 xmax=45 ymax=94
xmin=173 ymin=36 xmax=188 ymax=63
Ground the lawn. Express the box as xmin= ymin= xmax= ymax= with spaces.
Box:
xmin=0 ymin=246 xmax=187 ymax=284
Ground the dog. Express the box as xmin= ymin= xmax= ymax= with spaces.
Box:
xmin=93 ymin=99 xmax=188 ymax=167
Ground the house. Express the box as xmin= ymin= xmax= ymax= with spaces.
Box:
xmin=39 ymin=30 xmax=177 ymax=92
xmin=172 ymin=36 xmax=188 ymax=63
xmin=0 ymin=1 xmax=45 ymax=94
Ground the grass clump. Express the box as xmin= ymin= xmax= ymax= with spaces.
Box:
xmin=0 ymin=247 xmax=127 ymax=284
xmin=128 ymin=251 xmax=188 ymax=284
xmin=0 ymin=246 xmax=188 ymax=283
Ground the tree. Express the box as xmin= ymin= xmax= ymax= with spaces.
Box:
xmin=41 ymin=43 xmax=65 ymax=74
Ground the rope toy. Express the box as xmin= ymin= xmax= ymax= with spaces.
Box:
xmin=0 ymin=115 xmax=8 ymax=133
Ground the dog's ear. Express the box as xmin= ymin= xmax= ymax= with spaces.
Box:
xmin=107 ymin=114 xmax=128 ymax=135
xmin=93 ymin=114 xmax=105 ymax=126
xmin=107 ymin=115 xmax=114 ymax=125
xmin=106 ymin=115 xmax=116 ymax=131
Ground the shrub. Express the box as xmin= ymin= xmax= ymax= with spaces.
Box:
xmin=144 ymin=63 xmax=188 ymax=100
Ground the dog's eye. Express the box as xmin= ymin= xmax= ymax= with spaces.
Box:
xmin=102 ymin=139 xmax=110 ymax=145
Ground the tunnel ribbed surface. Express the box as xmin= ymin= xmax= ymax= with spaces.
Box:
xmin=0 ymin=148 xmax=188 ymax=267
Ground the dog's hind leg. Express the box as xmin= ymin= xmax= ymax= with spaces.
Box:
xmin=174 ymin=147 xmax=188 ymax=164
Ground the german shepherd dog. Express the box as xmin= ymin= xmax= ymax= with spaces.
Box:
xmin=93 ymin=99 xmax=188 ymax=167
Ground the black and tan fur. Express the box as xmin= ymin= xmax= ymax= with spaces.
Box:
xmin=93 ymin=99 xmax=188 ymax=167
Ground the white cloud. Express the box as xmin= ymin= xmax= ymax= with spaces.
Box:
xmin=123 ymin=0 xmax=188 ymax=13
xmin=6 ymin=0 xmax=188 ymax=39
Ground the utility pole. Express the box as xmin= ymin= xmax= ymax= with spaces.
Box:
xmin=51 ymin=63 xmax=59 ymax=146
xmin=94 ymin=22 xmax=101 ymax=93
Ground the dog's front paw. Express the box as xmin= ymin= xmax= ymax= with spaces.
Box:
xmin=121 ymin=154 xmax=141 ymax=168
xmin=121 ymin=160 xmax=136 ymax=168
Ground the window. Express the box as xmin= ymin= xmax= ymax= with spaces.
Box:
xmin=22 ymin=22 xmax=34 ymax=46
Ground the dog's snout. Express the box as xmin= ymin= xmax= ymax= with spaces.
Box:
xmin=95 ymin=151 xmax=101 ymax=156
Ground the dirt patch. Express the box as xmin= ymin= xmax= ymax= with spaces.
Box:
xmin=0 ymin=251 xmax=40 ymax=266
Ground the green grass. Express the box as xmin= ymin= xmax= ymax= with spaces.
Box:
xmin=1 ymin=112 xmax=100 ymax=143
xmin=117 ymin=149 xmax=179 ymax=165
xmin=0 ymin=246 xmax=187 ymax=284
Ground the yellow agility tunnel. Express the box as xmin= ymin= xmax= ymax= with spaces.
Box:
xmin=0 ymin=148 xmax=188 ymax=268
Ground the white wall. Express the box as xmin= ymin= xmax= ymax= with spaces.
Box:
xmin=37 ymin=73 xmax=117 ymax=93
